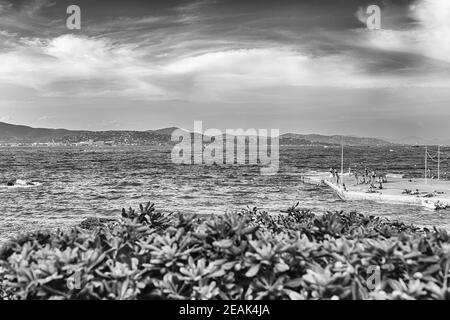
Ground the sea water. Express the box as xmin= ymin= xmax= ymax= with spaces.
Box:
xmin=0 ymin=145 xmax=448 ymax=242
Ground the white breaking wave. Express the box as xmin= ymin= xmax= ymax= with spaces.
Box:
xmin=0 ymin=180 xmax=42 ymax=189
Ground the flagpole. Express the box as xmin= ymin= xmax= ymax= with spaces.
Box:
xmin=425 ymin=146 xmax=428 ymax=185
xmin=438 ymin=145 xmax=440 ymax=181
xmin=341 ymin=137 xmax=344 ymax=184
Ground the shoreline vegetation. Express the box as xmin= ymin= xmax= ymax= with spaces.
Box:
xmin=1 ymin=203 xmax=450 ymax=300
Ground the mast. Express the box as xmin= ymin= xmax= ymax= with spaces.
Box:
xmin=425 ymin=146 xmax=428 ymax=185
xmin=438 ymin=145 xmax=441 ymax=180
xmin=341 ymin=136 xmax=344 ymax=182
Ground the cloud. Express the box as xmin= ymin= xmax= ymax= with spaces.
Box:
xmin=0 ymin=1 xmax=12 ymax=14
xmin=355 ymin=6 xmax=368 ymax=26
xmin=163 ymin=48 xmax=374 ymax=99
xmin=356 ymin=0 xmax=450 ymax=63
xmin=1 ymin=0 xmax=450 ymax=106
xmin=412 ymin=0 xmax=450 ymax=62
xmin=22 ymin=0 xmax=56 ymax=15
xmin=0 ymin=0 xmax=62 ymax=37
xmin=0 ymin=115 xmax=11 ymax=122
xmin=2 ymin=32 xmax=450 ymax=104
xmin=0 ymin=34 xmax=168 ymax=99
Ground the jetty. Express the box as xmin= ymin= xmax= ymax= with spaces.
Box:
xmin=301 ymin=171 xmax=450 ymax=210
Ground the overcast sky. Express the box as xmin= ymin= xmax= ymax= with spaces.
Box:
xmin=0 ymin=0 xmax=450 ymax=140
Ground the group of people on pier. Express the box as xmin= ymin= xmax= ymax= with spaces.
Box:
xmin=355 ymin=168 xmax=387 ymax=193
xmin=329 ymin=168 xmax=341 ymax=185
xmin=354 ymin=168 xmax=386 ymax=184
xmin=329 ymin=166 xmax=388 ymax=193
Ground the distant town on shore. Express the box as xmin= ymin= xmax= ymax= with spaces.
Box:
xmin=0 ymin=121 xmax=443 ymax=147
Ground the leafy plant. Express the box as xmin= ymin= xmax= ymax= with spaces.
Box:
xmin=1 ymin=202 xmax=450 ymax=300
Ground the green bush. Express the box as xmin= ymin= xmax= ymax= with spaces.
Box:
xmin=1 ymin=202 xmax=450 ymax=300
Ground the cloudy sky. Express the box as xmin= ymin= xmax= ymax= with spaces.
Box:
xmin=0 ymin=0 xmax=450 ymax=140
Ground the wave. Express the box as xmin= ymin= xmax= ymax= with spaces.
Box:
xmin=0 ymin=179 xmax=42 ymax=189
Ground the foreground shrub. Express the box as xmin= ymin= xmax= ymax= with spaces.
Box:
xmin=1 ymin=203 xmax=450 ymax=300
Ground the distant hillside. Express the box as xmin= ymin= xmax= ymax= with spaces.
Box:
xmin=388 ymin=136 xmax=450 ymax=146
xmin=0 ymin=122 xmax=172 ymax=144
xmin=280 ymin=135 xmax=332 ymax=146
xmin=0 ymin=122 xmax=84 ymax=142
xmin=0 ymin=122 xmax=394 ymax=146
xmin=280 ymin=133 xmax=393 ymax=146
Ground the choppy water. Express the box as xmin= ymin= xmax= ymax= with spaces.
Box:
xmin=1 ymin=145 xmax=449 ymax=242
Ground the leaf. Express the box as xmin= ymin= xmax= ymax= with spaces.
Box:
xmin=275 ymin=262 xmax=289 ymax=273
xmin=209 ymin=269 xmax=226 ymax=278
xmin=422 ymin=264 xmax=441 ymax=276
xmin=213 ymin=239 xmax=233 ymax=249
xmin=286 ymin=289 xmax=303 ymax=300
xmin=245 ymin=264 xmax=260 ymax=278
xmin=285 ymin=278 xmax=303 ymax=288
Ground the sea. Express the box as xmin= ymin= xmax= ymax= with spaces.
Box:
xmin=1 ymin=145 xmax=449 ymax=243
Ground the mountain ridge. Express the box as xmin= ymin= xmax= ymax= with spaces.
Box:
xmin=0 ymin=121 xmax=396 ymax=146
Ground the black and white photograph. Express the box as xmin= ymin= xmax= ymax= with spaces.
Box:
xmin=1 ymin=0 xmax=450 ymax=306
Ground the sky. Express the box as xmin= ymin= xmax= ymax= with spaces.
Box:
xmin=0 ymin=0 xmax=450 ymax=141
